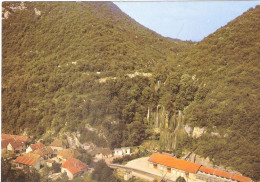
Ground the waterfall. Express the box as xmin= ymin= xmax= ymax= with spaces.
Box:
xmin=156 ymin=105 xmax=159 ymax=128
xmin=147 ymin=107 xmax=150 ymax=123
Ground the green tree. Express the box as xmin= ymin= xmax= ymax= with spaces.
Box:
xmin=176 ymin=176 xmax=186 ymax=182
xmin=91 ymin=160 xmax=118 ymax=182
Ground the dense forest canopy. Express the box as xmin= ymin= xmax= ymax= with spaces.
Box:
xmin=2 ymin=2 xmax=260 ymax=180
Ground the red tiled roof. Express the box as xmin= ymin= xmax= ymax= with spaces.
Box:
xmin=14 ymin=153 xmax=40 ymax=166
xmin=61 ymin=158 xmax=88 ymax=175
xmin=2 ymin=134 xmax=28 ymax=142
xmin=33 ymin=146 xmax=53 ymax=157
xmin=30 ymin=142 xmax=45 ymax=151
xmin=9 ymin=140 xmax=24 ymax=149
xmin=214 ymin=169 xmax=232 ymax=179
xmin=199 ymin=166 xmax=215 ymax=175
xmin=148 ymin=153 xmax=201 ymax=173
xmin=198 ymin=166 xmax=251 ymax=182
xmin=232 ymin=174 xmax=251 ymax=182
xmin=14 ymin=135 xmax=29 ymax=142
xmin=2 ymin=138 xmax=15 ymax=149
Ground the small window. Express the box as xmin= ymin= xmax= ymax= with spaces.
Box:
xmin=153 ymin=164 xmax=157 ymax=169
xmin=167 ymin=168 xmax=171 ymax=173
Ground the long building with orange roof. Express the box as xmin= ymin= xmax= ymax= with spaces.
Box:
xmin=14 ymin=153 xmax=41 ymax=170
xmin=148 ymin=153 xmax=252 ymax=182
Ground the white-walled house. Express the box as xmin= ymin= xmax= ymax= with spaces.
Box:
xmin=61 ymin=158 xmax=88 ymax=180
xmin=49 ymin=139 xmax=66 ymax=152
xmin=7 ymin=140 xmax=25 ymax=153
xmin=114 ymin=147 xmax=131 ymax=156
xmin=148 ymin=153 xmax=252 ymax=182
xmin=26 ymin=142 xmax=45 ymax=153
xmin=89 ymin=148 xmax=113 ymax=161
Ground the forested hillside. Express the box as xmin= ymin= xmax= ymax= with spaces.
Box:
xmin=2 ymin=1 xmax=189 ymax=135
xmin=175 ymin=6 xmax=260 ymax=180
xmin=2 ymin=2 xmax=260 ymax=181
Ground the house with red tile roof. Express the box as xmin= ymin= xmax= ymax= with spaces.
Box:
xmin=7 ymin=140 xmax=26 ymax=153
xmin=197 ymin=166 xmax=252 ymax=182
xmin=148 ymin=153 xmax=201 ymax=181
xmin=61 ymin=158 xmax=88 ymax=180
xmin=148 ymin=153 xmax=252 ymax=182
xmin=2 ymin=133 xmax=29 ymax=143
xmin=2 ymin=138 xmax=15 ymax=154
xmin=26 ymin=142 xmax=45 ymax=153
xmin=33 ymin=146 xmax=54 ymax=160
xmin=14 ymin=153 xmax=41 ymax=170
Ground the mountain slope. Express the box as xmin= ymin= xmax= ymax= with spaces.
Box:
xmin=2 ymin=1 xmax=189 ymax=135
xmin=2 ymin=2 xmax=259 ymax=181
xmin=173 ymin=6 xmax=260 ymax=180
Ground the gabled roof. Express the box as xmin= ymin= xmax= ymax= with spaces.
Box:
xmin=2 ymin=133 xmax=28 ymax=143
xmin=57 ymin=149 xmax=79 ymax=160
xmin=198 ymin=166 xmax=251 ymax=182
xmin=50 ymin=139 xmax=64 ymax=148
xmin=61 ymin=158 xmax=88 ymax=175
xmin=9 ymin=140 xmax=25 ymax=149
xmin=214 ymin=169 xmax=232 ymax=179
xmin=14 ymin=153 xmax=40 ymax=166
xmin=2 ymin=138 xmax=15 ymax=149
xmin=33 ymin=146 xmax=53 ymax=157
xmin=29 ymin=142 xmax=45 ymax=151
xmin=148 ymin=153 xmax=201 ymax=174
xmin=232 ymin=174 xmax=251 ymax=182
xmin=89 ymin=148 xmax=112 ymax=156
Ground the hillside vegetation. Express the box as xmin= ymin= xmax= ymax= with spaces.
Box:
xmin=175 ymin=6 xmax=260 ymax=179
xmin=2 ymin=2 xmax=260 ymax=180
xmin=2 ymin=1 xmax=189 ymax=134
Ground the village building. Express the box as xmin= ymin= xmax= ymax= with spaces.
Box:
xmin=61 ymin=158 xmax=88 ymax=180
xmin=14 ymin=153 xmax=41 ymax=170
xmin=89 ymin=148 xmax=113 ymax=161
xmin=46 ymin=159 xmax=55 ymax=167
xmin=114 ymin=147 xmax=131 ymax=157
xmin=7 ymin=140 xmax=26 ymax=153
xmin=148 ymin=153 xmax=252 ymax=182
xmin=197 ymin=166 xmax=252 ymax=182
xmin=26 ymin=142 xmax=45 ymax=153
xmin=1 ymin=138 xmax=15 ymax=154
xmin=49 ymin=139 xmax=66 ymax=152
xmin=2 ymin=133 xmax=29 ymax=144
xmin=33 ymin=146 xmax=54 ymax=160
xmin=57 ymin=149 xmax=80 ymax=163
xmin=2 ymin=133 xmax=29 ymax=153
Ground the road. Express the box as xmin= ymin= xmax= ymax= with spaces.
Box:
xmin=108 ymin=158 xmax=175 ymax=182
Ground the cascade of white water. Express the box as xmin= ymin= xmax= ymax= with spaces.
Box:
xmin=147 ymin=107 xmax=150 ymax=123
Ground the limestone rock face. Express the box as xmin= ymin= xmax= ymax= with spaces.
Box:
xmin=34 ymin=8 xmax=41 ymax=16
xmin=66 ymin=133 xmax=93 ymax=150
xmin=184 ymin=124 xmax=192 ymax=136
xmin=192 ymin=127 xmax=206 ymax=138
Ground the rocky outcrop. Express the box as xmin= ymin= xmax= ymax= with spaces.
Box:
xmin=184 ymin=125 xmax=192 ymax=136
xmin=2 ymin=2 xmax=26 ymax=19
xmin=192 ymin=127 xmax=206 ymax=138
xmin=66 ymin=133 xmax=94 ymax=150
xmin=34 ymin=8 xmax=41 ymax=16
